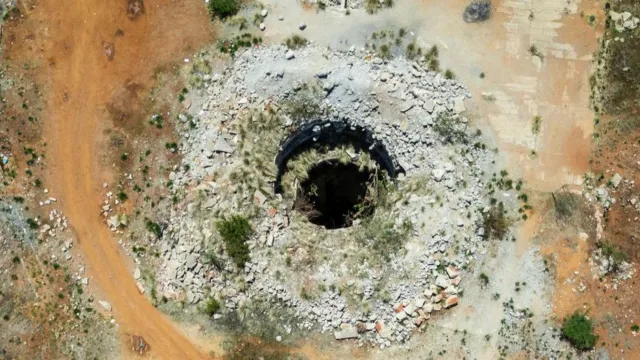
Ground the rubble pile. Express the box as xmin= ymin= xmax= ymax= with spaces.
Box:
xmin=154 ymin=44 xmax=514 ymax=346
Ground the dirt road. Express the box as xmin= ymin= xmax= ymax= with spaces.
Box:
xmin=5 ymin=0 xmax=213 ymax=358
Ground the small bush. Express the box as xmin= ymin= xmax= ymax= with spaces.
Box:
xmin=145 ymin=219 xmax=163 ymax=238
xmin=379 ymin=44 xmax=391 ymax=59
xmin=479 ymin=273 xmax=489 ymax=286
xmin=433 ymin=115 xmax=467 ymax=144
xmin=444 ymin=69 xmax=456 ymax=80
xmin=532 ymin=115 xmax=542 ymax=134
xmin=562 ymin=312 xmax=598 ymax=350
xmin=482 ymin=203 xmax=508 ymax=240
xmin=202 ymin=298 xmax=221 ymax=316
xmin=208 ymin=0 xmax=239 ymax=19
xmin=284 ymin=35 xmax=308 ymax=50
xmin=216 ymin=215 xmax=252 ymax=268
xmin=552 ymin=192 xmax=579 ymax=219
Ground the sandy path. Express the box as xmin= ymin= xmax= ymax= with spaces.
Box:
xmin=16 ymin=0 xmax=213 ymax=358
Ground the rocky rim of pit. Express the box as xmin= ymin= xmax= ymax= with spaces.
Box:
xmin=154 ymin=44 xmax=525 ymax=347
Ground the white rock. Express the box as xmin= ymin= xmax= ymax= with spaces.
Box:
xmin=99 ymin=301 xmax=112 ymax=312
xmin=334 ymin=327 xmax=358 ymax=340
xmin=133 ymin=267 xmax=141 ymax=280
xmin=259 ymin=23 xmax=266 ymax=31
xmin=285 ymin=51 xmax=295 ymax=60
xmin=299 ymin=23 xmax=307 ymax=30
xmin=261 ymin=9 xmax=268 ymax=17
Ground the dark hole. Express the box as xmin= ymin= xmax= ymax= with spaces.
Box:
xmin=295 ymin=160 xmax=374 ymax=229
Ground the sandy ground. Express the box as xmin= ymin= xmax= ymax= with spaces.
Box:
xmin=4 ymin=0 xmax=215 ymax=358
xmin=3 ymin=0 xmax=606 ymax=358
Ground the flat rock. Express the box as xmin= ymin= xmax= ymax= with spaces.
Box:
xmin=99 ymin=300 xmax=112 ymax=312
xmin=285 ymin=50 xmax=295 ymax=60
xmin=133 ymin=267 xmax=141 ymax=280
xmin=213 ymin=137 xmax=234 ymax=153
xmin=444 ymin=295 xmax=459 ymax=308
xmin=334 ymin=327 xmax=358 ymax=340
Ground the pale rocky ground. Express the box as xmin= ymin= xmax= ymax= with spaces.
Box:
xmin=134 ymin=0 xmax=615 ymax=358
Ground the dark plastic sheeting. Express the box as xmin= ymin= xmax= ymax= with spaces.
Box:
xmin=274 ymin=120 xmax=401 ymax=193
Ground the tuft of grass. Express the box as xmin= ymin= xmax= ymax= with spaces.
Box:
xmin=532 ymin=115 xmax=542 ymax=134
xmin=145 ymin=219 xmax=163 ymax=238
xmin=482 ymin=203 xmax=508 ymax=240
xmin=433 ymin=115 xmax=467 ymax=144
xmin=479 ymin=273 xmax=489 ymax=286
xmin=216 ymin=215 xmax=253 ymax=268
xmin=552 ymin=192 xmax=579 ymax=219
xmin=202 ymin=297 xmax=221 ymax=316
xmin=562 ymin=312 xmax=598 ymax=350
xmin=444 ymin=69 xmax=456 ymax=80
xmin=284 ymin=35 xmax=308 ymax=50
xmin=379 ymin=44 xmax=391 ymax=60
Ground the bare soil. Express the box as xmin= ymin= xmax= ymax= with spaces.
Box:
xmin=2 ymin=0 xmax=216 ymax=358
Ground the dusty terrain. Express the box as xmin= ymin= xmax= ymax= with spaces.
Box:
xmin=2 ymin=0 xmax=639 ymax=359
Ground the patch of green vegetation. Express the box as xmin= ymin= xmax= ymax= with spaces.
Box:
xmin=284 ymin=35 xmax=308 ymax=50
xmin=433 ymin=115 xmax=467 ymax=144
xmin=562 ymin=312 xmax=598 ymax=350
xmin=444 ymin=69 xmax=456 ymax=80
xmin=216 ymin=215 xmax=253 ymax=268
xmin=532 ymin=115 xmax=542 ymax=134
xmin=479 ymin=273 xmax=489 ymax=286
xmin=598 ymin=241 xmax=628 ymax=273
xmin=482 ymin=203 xmax=508 ymax=240
xmin=145 ymin=219 xmax=163 ymax=238
xmin=552 ymin=191 xmax=579 ymax=219
xmin=207 ymin=0 xmax=239 ymax=19
xmin=365 ymin=0 xmax=393 ymax=14
xmin=219 ymin=33 xmax=263 ymax=57
xmin=355 ymin=216 xmax=413 ymax=260
xmin=202 ymin=297 xmax=221 ymax=316
xmin=379 ymin=44 xmax=391 ymax=60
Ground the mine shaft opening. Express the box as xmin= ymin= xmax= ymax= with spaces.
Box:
xmin=275 ymin=120 xmax=402 ymax=229
xmin=296 ymin=160 xmax=375 ymax=229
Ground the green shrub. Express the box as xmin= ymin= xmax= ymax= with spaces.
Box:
xmin=562 ymin=312 xmax=598 ymax=350
xmin=208 ymin=0 xmax=239 ymax=19
xmin=284 ymin=35 xmax=308 ymax=50
xmin=216 ymin=215 xmax=252 ymax=268
xmin=145 ymin=219 xmax=163 ymax=238
xmin=202 ymin=297 xmax=221 ymax=316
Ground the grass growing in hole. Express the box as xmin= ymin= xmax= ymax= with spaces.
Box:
xmin=562 ymin=312 xmax=598 ymax=350
xmin=216 ymin=215 xmax=253 ymax=268
xmin=284 ymin=35 xmax=308 ymax=50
